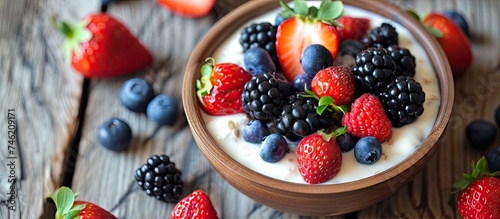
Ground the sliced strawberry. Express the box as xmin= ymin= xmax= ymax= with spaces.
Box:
xmin=276 ymin=0 xmax=343 ymax=81
xmin=157 ymin=0 xmax=216 ymax=18
xmin=336 ymin=16 xmax=370 ymax=41
xmin=171 ymin=190 xmax=219 ymax=219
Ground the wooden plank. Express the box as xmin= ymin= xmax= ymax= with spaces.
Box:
xmin=356 ymin=0 xmax=500 ymax=218
xmin=0 ymin=0 xmax=99 ymax=218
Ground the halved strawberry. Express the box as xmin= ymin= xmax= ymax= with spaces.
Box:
xmin=157 ymin=0 xmax=216 ymax=18
xmin=276 ymin=0 xmax=343 ymax=81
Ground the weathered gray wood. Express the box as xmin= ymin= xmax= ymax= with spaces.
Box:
xmin=0 ymin=0 xmax=99 ymax=218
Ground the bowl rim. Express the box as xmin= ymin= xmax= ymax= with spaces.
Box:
xmin=182 ymin=0 xmax=454 ymax=194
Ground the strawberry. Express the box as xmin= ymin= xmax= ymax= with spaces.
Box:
xmin=336 ymin=16 xmax=370 ymax=41
xmin=454 ymin=157 xmax=500 ymax=219
xmin=196 ymin=57 xmax=252 ymax=116
xmin=53 ymin=13 xmax=153 ymax=78
xmin=341 ymin=93 xmax=392 ymax=143
xmin=49 ymin=186 xmax=117 ymax=219
xmin=311 ymin=66 xmax=356 ymax=105
xmin=297 ymin=131 xmax=343 ymax=184
xmin=408 ymin=10 xmax=473 ymax=77
xmin=171 ymin=189 xmax=219 ymax=219
xmin=276 ymin=0 xmax=343 ymax=81
xmin=157 ymin=0 xmax=216 ymax=18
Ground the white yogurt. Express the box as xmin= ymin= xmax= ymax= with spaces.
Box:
xmin=202 ymin=3 xmax=440 ymax=184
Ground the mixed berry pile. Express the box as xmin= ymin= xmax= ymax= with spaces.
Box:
xmin=195 ymin=1 xmax=429 ymax=184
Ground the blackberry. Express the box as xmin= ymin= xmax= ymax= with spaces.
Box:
xmin=239 ymin=22 xmax=280 ymax=69
xmin=338 ymin=39 xmax=366 ymax=58
xmin=275 ymin=93 xmax=335 ymax=137
xmin=134 ymin=154 xmax=183 ymax=203
xmin=378 ymin=75 xmax=425 ymax=127
xmin=387 ymin=45 xmax=416 ymax=77
xmin=241 ymin=72 xmax=291 ymax=120
xmin=361 ymin=23 xmax=399 ymax=48
xmin=353 ymin=47 xmax=396 ymax=92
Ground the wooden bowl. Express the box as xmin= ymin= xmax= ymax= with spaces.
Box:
xmin=182 ymin=0 xmax=454 ymax=216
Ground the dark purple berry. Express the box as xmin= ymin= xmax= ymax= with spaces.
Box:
xmin=336 ymin=133 xmax=355 ymax=152
xmin=495 ymin=105 xmax=500 ymax=127
xmin=354 ymin=136 xmax=382 ymax=164
xmin=146 ymin=94 xmax=178 ymax=125
xmin=486 ymin=146 xmax=500 ymax=173
xmin=259 ymin=133 xmax=289 ymax=163
xmin=244 ymin=47 xmax=276 ymax=76
xmin=465 ymin=120 xmax=497 ymax=150
xmin=97 ymin=118 xmax=132 ymax=151
xmin=119 ymin=78 xmax=155 ymax=113
xmin=243 ymin=120 xmax=270 ymax=143
xmin=300 ymin=44 xmax=333 ymax=76
xmin=292 ymin=73 xmax=313 ymax=92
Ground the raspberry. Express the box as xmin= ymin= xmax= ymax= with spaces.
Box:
xmin=341 ymin=93 xmax=392 ymax=143
xmin=134 ymin=154 xmax=183 ymax=203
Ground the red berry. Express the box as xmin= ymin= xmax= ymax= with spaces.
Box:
xmin=455 ymin=157 xmax=500 ymax=219
xmin=341 ymin=93 xmax=392 ymax=143
xmin=171 ymin=190 xmax=219 ymax=219
xmin=157 ymin=0 xmax=216 ymax=18
xmin=49 ymin=187 xmax=117 ymax=219
xmin=311 ymin=66 xmax=356 ymax=105
xmin=297 ymin=132 xmax=342 ymax=184
xmin=337 ymin=16 xmax=370 ymax=41
xmin=196 ymin=58 xmax=252 ymax=116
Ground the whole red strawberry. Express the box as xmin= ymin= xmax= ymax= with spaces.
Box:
xmin=407 ymin=10 xmax=473 ymax=77
xmin=455 ymin=157 xmax=500 ymax=219
xmin=49 ymin=186 xmax=117 ymax=219
xmin=196 ymin=58 xmax=252 ymax=115
xmin=297 ymin=132 xmax=343 ymax=184
xmin=276 ymin=0 xmax=342 ymax=81
xmin=311 ymin=66 xmax=356 ymax=105
xmin=171 ymin=189 xmax=219 ymax=219
xmin=341 ymin=93 xmax=392 ymax=143
xmin=54 ymin=13 xmax=153 ymax=78
xmin=336 ymin=16 xmax=370 ymax=41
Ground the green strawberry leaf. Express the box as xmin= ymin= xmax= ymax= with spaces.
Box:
xmin=317 ymin=0 xmax=343 ymax=21
xmin=452 ymin=157 xmax=497 ymax=194
xmin=317 ymin=96 xmax=334 ymax=115
xmin=308 ymin=6 xmax=319 ymax=18
xmin=426 ymin=27 xmax=444 ymax=38
xmin=196 ymin=58 xmax=215 ymax=104
xmin=293 ymin=0 xmax=309 ymax=17
xmin=49 ymin=186 xmax=81 ymax=219
xmin=405 ymin=8 xmax=421 ymax=21
xmin=334 ymin=126 xmax=347 ymax=137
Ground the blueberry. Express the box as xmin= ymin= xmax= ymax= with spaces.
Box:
xmin=97 ymin=118 xmax=132 ymax=151
xmin=243 ymin=120 xmax=270 ymax=143
xmin=244 ymin=47 xmax=276 ymax=76
xmin=486 ymin=146 xmax=500 ymax=173
xmin=259 ymin=133 xmax=289 ymax=163
xmin=336 ymin=133 xmax=355 ymax=152
xmin=443 ymin=10 xmax=470 ymax=37
xmin=275 ymin=14 xmax=286 ymax=26
xmin=119 ymin=78 xmax=155 ymax=113
xmin=146 ymin=94 xmax=179 ymax=125
xmin=300 ymin=44 xmax=333 ymax=76
xmin=354 ymin=136 xmax=382 ymax=164
xmin=495 ymin=105 xmax=500 ymax=127
xmin=465 ymin=120 xmax=497 ymax=150
xmin=292 ymin=73 xmax=313 ymax=92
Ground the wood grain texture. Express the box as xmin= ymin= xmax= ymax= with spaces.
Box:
xmin=0 ymin=0 xmax=99 ymax=218
xmin=1 ymin=0 xmax=499 ymax=218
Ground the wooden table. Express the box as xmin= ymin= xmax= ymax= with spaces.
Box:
xmin=1 ymin=0 xmax=499 ymax=218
